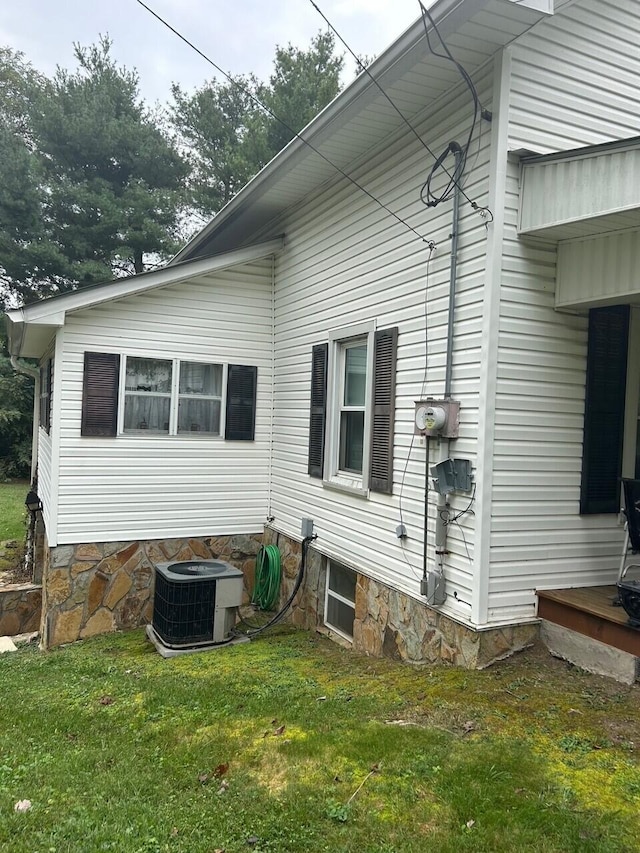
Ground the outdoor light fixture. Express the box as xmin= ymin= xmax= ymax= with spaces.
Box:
xmin=25 ymin=491 xmax=43 ymax=514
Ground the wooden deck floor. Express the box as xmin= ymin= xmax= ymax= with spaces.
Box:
xmin=537 ymin=585 xmax=640 ymax=656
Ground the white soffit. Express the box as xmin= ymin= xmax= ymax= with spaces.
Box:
xmin=175 ymin=0 xmax=552 ymax=262
xmin=519 ymin=138 xmax=640 ymax=241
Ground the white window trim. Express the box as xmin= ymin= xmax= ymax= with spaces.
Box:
xmin=117 ymin=355 xmax=227 ymax=438
xmin=324 ymin=560 xmax=356 ymax=642
xmin=324 ymin=320 xmax=376 ymax=495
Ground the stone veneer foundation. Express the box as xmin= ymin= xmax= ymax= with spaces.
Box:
xmin=41 ymin=533 xmax=262 ymax=648
xmin=264 ymin=527 xmax=539 ymax=669
xmin=40 ymin=525 xmax=537 ymax=666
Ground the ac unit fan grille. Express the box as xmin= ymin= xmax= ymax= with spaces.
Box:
xmin=153 ymin=571 xmax=217 ymax=645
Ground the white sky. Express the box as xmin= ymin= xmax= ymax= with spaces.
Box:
xmin=0 ymin=0 xmax=423 ymax=105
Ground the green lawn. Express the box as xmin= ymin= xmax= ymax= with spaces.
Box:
xmin=0 ymin=481 xmax=28 ymax=542
xmin=0 ymin=629 xmax=639 ymax=852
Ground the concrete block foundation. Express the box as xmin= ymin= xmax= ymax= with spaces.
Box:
xmin=541 ymin=620 xmax=639 ymax=685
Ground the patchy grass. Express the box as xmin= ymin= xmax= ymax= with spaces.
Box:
xmin=0 ymin=629 xmax=639 ymax=853
xmin=0 ymin=482 xmax=28 ymax=576
xmin=0 ymin=481 xmax=28 ymax=543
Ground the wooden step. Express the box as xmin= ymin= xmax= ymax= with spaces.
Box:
xmin=537 ymin=585 xmax=640 ymax=656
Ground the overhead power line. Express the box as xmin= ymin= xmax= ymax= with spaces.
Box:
xmin=134 ymin=0 xmax=437 ymax=247
xmin=307 ymin=0 xmax=488 ymax=217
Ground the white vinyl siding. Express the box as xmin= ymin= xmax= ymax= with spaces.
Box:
xmin=54 ymin=259 xmax=273 ymax=544
xmin=509 ymin=0 xmax=640 ymax=154
xmin=267 ymin=66 xmax=495 ymax=626
xmin=481 ymin=0 xmax=640 ymax=625
xmin=487 ymin=159 xmax=626 ymax=624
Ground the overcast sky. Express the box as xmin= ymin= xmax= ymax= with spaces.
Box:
xmin=0 ymin=0 xmax=423 ymax=105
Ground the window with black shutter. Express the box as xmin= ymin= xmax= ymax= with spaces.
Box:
xmin=225 ymin=364 xmax=257 ymax=441
xmin=309 ymin=326 xmax=398 ymax=493
xmin=81 ymin=353 xmax=257 ymax=440
xmin=580 ymin=305 xmax=630 ymax=514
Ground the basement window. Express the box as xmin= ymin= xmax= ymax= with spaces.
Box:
xmin=325 ymin=561 xmax=356 ymax=640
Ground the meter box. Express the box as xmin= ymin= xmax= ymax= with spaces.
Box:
xmin=414 ymin=399 xmax=460 ymax=438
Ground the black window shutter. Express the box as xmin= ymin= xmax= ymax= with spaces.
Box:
xmin=45 ymin=359 xmax=52 ymax=433
xmin=81 ymin=352 xmax=120 ymax=437
xmin=308 ymin=343 xmax=329 ymax=478
xmin=580 ymin=305 xmax=629 ymax=514
xmin=369 ymin=327 xmax=398 ymax=494
xmin=39 ymin=360 xmax=52 ymax=433
xmin=225 ymin=364 xmax=257 ymax=441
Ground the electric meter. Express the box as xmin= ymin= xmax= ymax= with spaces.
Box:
xmin=414 ymin=399 xmax=460 ymax=438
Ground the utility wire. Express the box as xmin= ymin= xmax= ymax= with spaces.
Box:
xmin=308 ymin=0 xmax=489 ymax=218
xmin=135 ymin=0 xmax=436 ymax=247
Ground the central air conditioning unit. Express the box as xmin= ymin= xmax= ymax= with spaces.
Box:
xmin=147 ymin=560 xmax=245 ymax=657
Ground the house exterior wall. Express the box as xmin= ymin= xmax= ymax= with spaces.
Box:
xmin=51 ymin=259 xmax=274 ymax=546
xmin=509 ymin=0 xmax=640 ymax=154
xmin=484 ymin=0 xmax=640 ymax=625
xmin=267 ymin=66 xmax=496 ymax=629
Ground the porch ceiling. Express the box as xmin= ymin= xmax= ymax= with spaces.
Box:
xmin=519 ymin=137 xmax=640 ymax=241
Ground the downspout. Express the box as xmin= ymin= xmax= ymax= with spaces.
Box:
xmin=426 ymin=142 xmax=463 ymax=601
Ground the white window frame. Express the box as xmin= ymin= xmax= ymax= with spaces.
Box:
xmin=324 ymin=321 xmax=376 ymax=495
xmin=118 ymin=355 xmax=227 ymax=438
xmin=324 ymin=560 xmax=356 ymax=642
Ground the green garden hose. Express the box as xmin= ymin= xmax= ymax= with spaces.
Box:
xmin=252 ymin=545 xmax=282 ymax=611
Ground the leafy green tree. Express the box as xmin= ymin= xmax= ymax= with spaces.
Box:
xmin=31 ymin=37 xmax=189 ymax=292
xmin=171 ymin=76 xmax=261 ymax=220
xmin=257 ymin=31 xmax=344 ymax=157
xmin=0 ymin=37 xmax=189 ymax=304
xmin=0 ymin=49 xmax=47 ymax=305
xmin=171 ymin=32 xmax=344 ymax=219
xmin=0 ymin=329 xmax=33 ymax=480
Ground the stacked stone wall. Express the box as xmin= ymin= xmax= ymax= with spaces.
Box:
xmin=43 ymin=534 xmax=261 ymax=648
xmin=0 ymin=584 xmax=42 ymax=636
xmin=264 ymin=527 xmax=539 ymax=669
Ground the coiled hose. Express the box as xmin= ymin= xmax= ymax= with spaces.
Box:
xmin=252 ymin=544 xmax=282 ymax=611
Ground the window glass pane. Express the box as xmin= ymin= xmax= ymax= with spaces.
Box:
xmin=344 ymin=344 xmax=367 ymax=406
xmin=177 ymin=398 xmax=221 ymax=434
xmin=126 ymin=357 xmax=172 ymax=393
xmin=326 ymin=595 xmax=355 ymax=638
xmin=124 ymin=395 xmax=171 ymax=432
xmin=328 ymin=562 xmax=356 ymax=602
xmin=339 ymin=410 xmax=364 ymax=473
xmin=179 ymin=362 xmax=222 ymax=396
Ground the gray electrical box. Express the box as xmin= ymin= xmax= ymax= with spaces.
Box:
xmin=431 ymin=458 xmax=473 ymax=495
xmin=422 ymin=571 xmax=446 ymax=605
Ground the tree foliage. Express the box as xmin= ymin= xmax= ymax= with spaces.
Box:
xmin=172 ymin=31 xmax=344 ymax=218
xmin=0 ymin=37 xmax=188 ymax=304
xmin=0 ymin=330 xmax=33 ymax=480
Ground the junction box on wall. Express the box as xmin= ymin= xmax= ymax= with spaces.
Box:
xmin=414 ymin=399 xmax=460 ymax=438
